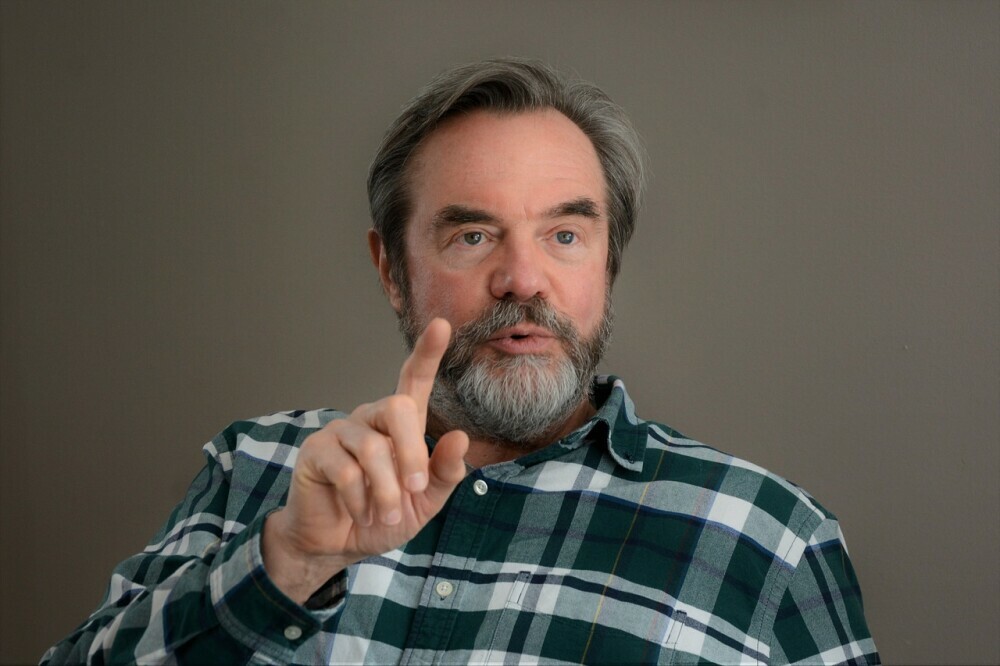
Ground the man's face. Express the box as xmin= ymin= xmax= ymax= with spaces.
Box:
xmin=375 ymin=109 xmax=612 ymax=444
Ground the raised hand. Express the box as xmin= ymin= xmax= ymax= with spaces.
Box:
xmin=262 ymin=318 xmax=469 ymax=603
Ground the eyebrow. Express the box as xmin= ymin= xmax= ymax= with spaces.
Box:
xmin=431 ymin=197 xmax=601 ymax=231
xmin=432 ymin=205 xmax=499 ymax=229
xmin=544 ymin=197 xmax=600 ymax=220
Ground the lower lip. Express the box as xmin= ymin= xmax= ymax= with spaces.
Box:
xmin=486 ymin=335 xmax=556 ymax=355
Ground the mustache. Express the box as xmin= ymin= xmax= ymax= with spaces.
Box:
xmin=439 ymin=298 xmax=581 ymax=377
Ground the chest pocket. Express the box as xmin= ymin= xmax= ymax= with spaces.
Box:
xmin=482 ymin=571 xmax=685 ymax=665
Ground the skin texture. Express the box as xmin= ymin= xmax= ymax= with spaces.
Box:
xmin=263 ymin=318 xmax=469 ymax=604
xmin=376 ymin=109 xmax=611 ymax=464
xmin=263 ymin=109 xmax=611 ymax=603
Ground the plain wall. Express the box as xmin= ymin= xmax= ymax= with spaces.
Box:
xmin=2 ymin=2 xmax=997 ymax=663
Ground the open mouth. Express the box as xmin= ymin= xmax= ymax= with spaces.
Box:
xmin=489 ymin=324 xmax=553 ymax=341
xmin=484 ymin=325 xmax=558 ymax=354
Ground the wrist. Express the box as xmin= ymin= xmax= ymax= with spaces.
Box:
xmin=262 ymin=509 xmax=351 ymax=605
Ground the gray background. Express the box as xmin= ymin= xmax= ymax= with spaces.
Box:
xmin=2 ymin=2 xmax=997 ymax=663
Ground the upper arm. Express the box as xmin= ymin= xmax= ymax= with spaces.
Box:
xmin=769 ymin=520 xmax=880 ymax=665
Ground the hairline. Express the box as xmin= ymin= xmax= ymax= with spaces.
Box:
xmin=368 ymin=59 xmax=645 ymax=302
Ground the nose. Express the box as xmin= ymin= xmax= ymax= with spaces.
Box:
xmin=489 ymin=236 xmax=549 ymax=302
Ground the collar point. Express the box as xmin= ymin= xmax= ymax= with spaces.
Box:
xmin=608 ymin=447 xmax=644 ymax=472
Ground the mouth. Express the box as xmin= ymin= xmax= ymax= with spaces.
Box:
xmin=485 ymin=325 xmax=558 ymax=354
xmin=488 ymin=325 xmax=555 ymax=341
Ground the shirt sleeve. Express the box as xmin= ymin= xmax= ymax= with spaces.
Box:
xmin=40 ymin=422 xmax=347 ymax=665
xmin=769 ymin=517 xmax=880 ymax=665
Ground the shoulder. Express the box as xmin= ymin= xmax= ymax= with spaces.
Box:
xmin=638 ymin=418 xmax=837 ymax=544
xmin=202 ymin=408 xmax=349 ymax=472
xmin=595 ymin=375 xmax=836 ymax=537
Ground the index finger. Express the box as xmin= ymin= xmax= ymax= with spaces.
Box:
xmin=395 ymin=317 xmax=451 ymax=420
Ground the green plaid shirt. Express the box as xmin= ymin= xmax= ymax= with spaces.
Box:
xmin=43 ymin=377 xmax=878 ymax=665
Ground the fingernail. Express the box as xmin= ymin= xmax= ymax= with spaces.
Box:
xmin=406 ymin=472 xmax=428 ymax=492
xmin=383 ymin=509 xmax=401 ymax=525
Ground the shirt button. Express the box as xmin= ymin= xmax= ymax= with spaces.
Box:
xmin=435 ymin=580 xmax=454 ymax=598
xmin=283 ymin=625 xmax=303 ymax=641
xmin=473 ymin=479 xmax=488 ymax=496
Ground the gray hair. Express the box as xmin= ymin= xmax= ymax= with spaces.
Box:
xmin=367 ymin=58 xmax=646 ymax=293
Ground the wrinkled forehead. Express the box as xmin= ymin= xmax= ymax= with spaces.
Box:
xmin=404 ymin=109 xmax=608 ymax=216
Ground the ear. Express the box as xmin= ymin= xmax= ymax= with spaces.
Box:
xmin=368 ymin=229 xmax=403 ymax=313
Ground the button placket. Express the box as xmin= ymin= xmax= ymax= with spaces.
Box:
xmin=407 ymin=469 xmax=509 ymax=656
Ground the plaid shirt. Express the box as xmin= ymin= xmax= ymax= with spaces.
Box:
xmin=43 ymin=376 xmax=878 ymax=665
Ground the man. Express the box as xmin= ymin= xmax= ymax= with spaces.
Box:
xmin=44 ymin=59 xmax=879 ymax=665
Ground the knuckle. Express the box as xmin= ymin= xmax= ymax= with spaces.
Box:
xmin=331 ymin=462 xmax=362 ymax=488
xmin=324 ymin=419 xmax=351 ymax=439
xmin=300 ymin=431 xmax=333 ymax=456
xmin=355 ymin=432 xmax=389 ymax=466
xmin=383 ymin=394 xmax=416 ymax=415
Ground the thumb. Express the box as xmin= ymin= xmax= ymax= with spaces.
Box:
xmin=425 ymin=430 xmax=469 ymax=503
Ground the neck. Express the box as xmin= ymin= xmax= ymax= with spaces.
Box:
xmin=429 ymin=398 xmax=597 ymax=469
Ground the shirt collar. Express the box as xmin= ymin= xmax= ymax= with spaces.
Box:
xmin=586 ymin=375 xmax=647 ymax=473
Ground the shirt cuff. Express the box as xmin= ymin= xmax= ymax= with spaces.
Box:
xmin=208 ymin=512 xmax=347 ymax=662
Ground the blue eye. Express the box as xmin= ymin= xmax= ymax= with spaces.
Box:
xmin=555 ymin=231 xmax=576 ymax=245
xmin=461 ymin=231 xmax=485 ymax=245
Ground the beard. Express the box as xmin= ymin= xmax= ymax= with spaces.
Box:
xmin=399 ymin=294 xmax=613 ymax=447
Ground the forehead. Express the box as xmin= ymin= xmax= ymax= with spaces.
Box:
xmin=405 ymin=109 xmax=606 ymax=214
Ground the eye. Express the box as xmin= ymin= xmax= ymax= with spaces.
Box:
xmin=555 ymin=230 xmax=576 ymax=245
xmin=459 ymin=231 xmax=485 ymax=246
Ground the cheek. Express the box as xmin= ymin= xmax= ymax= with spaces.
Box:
xmin=555 ymin=277 xmax=606 ymax=333
xmin=407 ymin=268 xmax=481 ymax=322
xmin=586 ymin=291 xmax=612 ymax=336
xmin=581 ymin=290 xmax=609 ymax=331
xmin=567 ymin=256 xmax=609 ymax=319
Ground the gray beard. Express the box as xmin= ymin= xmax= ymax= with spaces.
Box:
xmin=400 ymin=295 xmax=613 ymax=447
